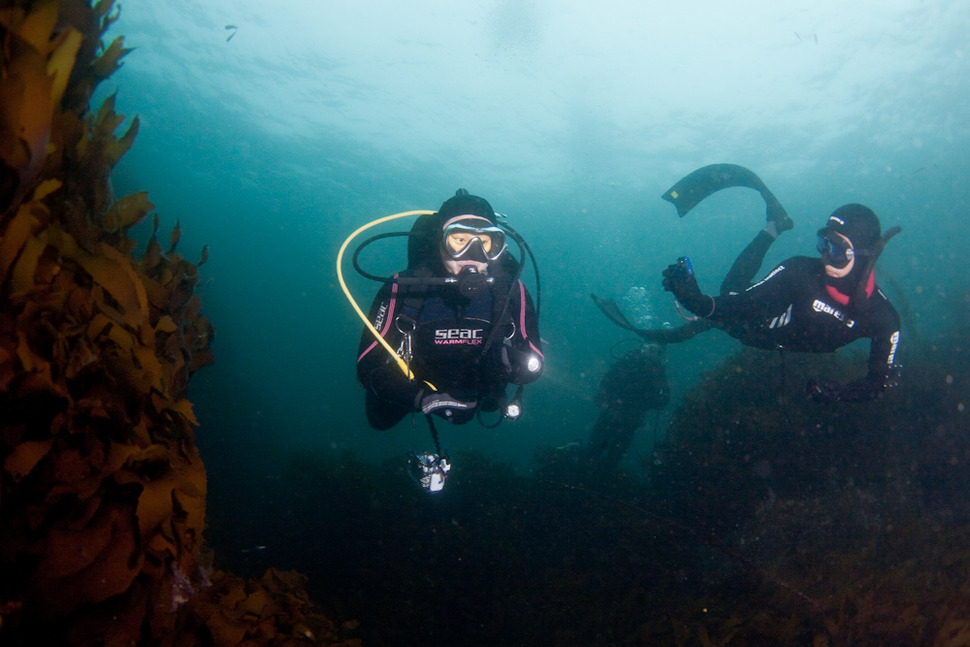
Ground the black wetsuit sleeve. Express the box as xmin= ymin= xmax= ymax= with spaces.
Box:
xmin=505 ymin=281 xmax=543 ymax=384
xmin=704 ymin=262 xmax=797 ymax=329
xmin=840 ymin=298 xmax=901 ymax=401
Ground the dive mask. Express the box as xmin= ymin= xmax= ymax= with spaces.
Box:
xmin=816 ymin=231 xmax=855 ymax=268
xmin=442 ymin=217 xmax=507 ymax=262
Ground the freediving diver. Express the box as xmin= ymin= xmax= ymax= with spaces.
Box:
xmin=662 ymin=202 xmax=901 ymax=403
xmin=596 ymin=164 xmax=901 ymax=403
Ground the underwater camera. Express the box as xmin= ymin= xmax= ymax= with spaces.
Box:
xmin=407 ymin=452 xmax=451 ymax=493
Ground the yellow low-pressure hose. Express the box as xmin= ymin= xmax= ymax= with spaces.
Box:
xmin=336 ymin=210 xmax=435 ymax=381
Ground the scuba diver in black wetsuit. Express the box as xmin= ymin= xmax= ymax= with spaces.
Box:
xmin=350 ymin=190 xmax=543 ymax=490
xmin=581 ymin=342 xmax=670 ymax=473
xmin=357 ymin=191 xmax=543 ymax=427
xmin=662 ymin=202 xmax=901 ymax=403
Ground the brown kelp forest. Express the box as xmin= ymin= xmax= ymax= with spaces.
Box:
xmin=0 ymin=1 xmax=357 ymax=645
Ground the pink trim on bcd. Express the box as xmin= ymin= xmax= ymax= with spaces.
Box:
xmin=357 ymin=277 xmax=400 ymax=363
xmin=517 ymin=281 xmax=544 ymax=358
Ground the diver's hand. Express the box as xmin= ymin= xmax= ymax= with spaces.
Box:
xmin=419 ymin=392 xmax=476 ymax=416
xmin=662 ymin=258 xmax=712 ymax=317
xmin=807 ymin=379 xmax=842 ymax=403
xmin=814 ymin=373 xmax=896 ymax=403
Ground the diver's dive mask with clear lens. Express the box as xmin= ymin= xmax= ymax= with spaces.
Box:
xmin=816 ymin=232 xmax=855 ymax=268
xmin=442 ymin=218 xmax=507 ymax=262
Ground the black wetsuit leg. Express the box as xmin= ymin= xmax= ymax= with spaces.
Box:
xmin=583 ymin=414 xmax=636 ymax=472
xmin=720 ymin=229 xmax=775 ymax=295
xmin=583 ymin=348 xmax=670 ymax=472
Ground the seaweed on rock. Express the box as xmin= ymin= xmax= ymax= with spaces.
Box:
xmin=634 ymin=339 xmax=970 ymax=646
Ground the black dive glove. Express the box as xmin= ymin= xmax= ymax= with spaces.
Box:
xmin=808 ymin=372 xmax=896 ymax=403
xmin=662 ymin=257 xmax=713 ymax=317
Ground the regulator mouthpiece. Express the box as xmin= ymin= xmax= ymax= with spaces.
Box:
xmin=450 ymin=265 xmax=490 ymax=298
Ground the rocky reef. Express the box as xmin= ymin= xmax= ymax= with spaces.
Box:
xmin=636 ymin=340 xmax=970 ymax=646
xmin=0 ymin=1 xmax=356 ymax=644
xmin=230 ymin=339 xmax=970 ymax=646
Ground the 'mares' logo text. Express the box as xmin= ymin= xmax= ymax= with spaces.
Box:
xmin=812 ymin=299 xmax=855 ymax=328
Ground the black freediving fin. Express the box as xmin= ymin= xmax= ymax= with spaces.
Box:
xmin=661 ymin=163 xmax=790 ymax=225
xmin=591 ymin=293 xmax=641 ymax=332
xmin=591 ymin=293 xmax=714 ymax=344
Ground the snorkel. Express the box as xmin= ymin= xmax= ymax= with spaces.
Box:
xmin=852 ymin=225 xmax=901 ymax=307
